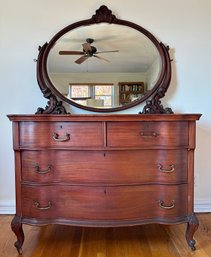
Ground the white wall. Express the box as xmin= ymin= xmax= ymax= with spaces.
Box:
xmin=1 ymin=0 xmax=211 ymax=213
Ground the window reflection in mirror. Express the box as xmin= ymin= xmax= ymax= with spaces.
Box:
xmin=68 ymin=84 xmax=114 ymax=108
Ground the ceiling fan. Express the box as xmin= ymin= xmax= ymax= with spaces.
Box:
xmin=59 ymin=38 xmax=119 ymax=64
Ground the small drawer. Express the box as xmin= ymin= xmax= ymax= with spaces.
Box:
xmin=19 ymin=121 xmax=104 ymax=148
xmin=107 ymin=121 xmax=188 ymax=148
xmin=21 ymin=184 xmax=188 ymax=222
xmin=21 ymin=149 xmax=187 ymax=184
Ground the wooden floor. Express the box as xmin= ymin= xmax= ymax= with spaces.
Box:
xmin=0 ymin=214 xmax=211 ymax=257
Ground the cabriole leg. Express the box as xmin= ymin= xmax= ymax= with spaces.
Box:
xmin=186 ymin=213 xmax=199 ymax=251
xmin=11 ymin=215 xmax=24 ymax=255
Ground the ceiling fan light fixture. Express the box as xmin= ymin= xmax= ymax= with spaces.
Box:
xmin=59 ymin=37 xmax=119 ymax=64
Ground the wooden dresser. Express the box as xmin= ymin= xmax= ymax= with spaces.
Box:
xmin=8 ymin=113 xmax=201 ymax=254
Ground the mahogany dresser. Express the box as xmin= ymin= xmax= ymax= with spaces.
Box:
xmin=8 ymin=113 xmax=201 ymax=254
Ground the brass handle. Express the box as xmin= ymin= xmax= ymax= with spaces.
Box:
xmin=52 ymin=132 xmax=70 ymax=142
xmin=158 ymin=200 xmax=175 ymax=209
xmin=34 ymin=164 xmax=51 ymax=174
xmin=157 ymin=164 xmax=175 ymax=173
xmin=140 ymin=131 xmax=158 ymax=138
xmin=34 ymin=201 xmax=52 ymax=210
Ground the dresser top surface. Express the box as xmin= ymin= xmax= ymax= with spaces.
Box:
xmin=8 ymin=114 xmax=201 ymax=122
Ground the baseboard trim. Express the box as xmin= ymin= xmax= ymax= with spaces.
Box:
xmin=0 ymin=200 xmax=211 ymax=215
xmin=194 ymin=200 xmax=211 ymax=213
xmin=0 ymin=201 xmax=15 ymax=214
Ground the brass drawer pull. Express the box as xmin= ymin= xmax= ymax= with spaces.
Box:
xmin=52 ymin=132 xmax=70 ymax=142
xmin=157 ymin=164 xmax=175 ymax=173
xmin=34 ymin=201 xmax=52 ymax=210
xmin=34 ymin=164 xmax=51 ymax=174
xmin=140 ymin=131 xmax=158 ymax=138
xmin=158 ymin=200 xmax=175 ymax=209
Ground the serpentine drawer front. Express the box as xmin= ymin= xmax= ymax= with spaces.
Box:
xmin=8 ymin=114 xmax=201 ymax=253
xmin=107 ymin=121 xmax=189 ymax=148
xmin=19 ymin=121 xmax=104 ymax=148
xmin=21 ymin=184 xmax=187 ymax=221
xmin=21 ymin=149 xmax=187 ymax=184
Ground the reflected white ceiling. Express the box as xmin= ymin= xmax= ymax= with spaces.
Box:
xmin=47 ymin=23 xmax=161 ymax=73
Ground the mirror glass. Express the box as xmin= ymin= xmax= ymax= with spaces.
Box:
xmin=47 ymin=23 xmax=162 ymax=109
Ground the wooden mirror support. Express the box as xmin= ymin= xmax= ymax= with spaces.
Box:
xmin=35 ymin=5 xmax=173 ymax=114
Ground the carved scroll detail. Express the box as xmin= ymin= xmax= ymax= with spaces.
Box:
xmin=92 ymin=5 xmax=116 ymax=23
xmin=140 ymin=43 xmax=173 ymax=114
xmin=36 ymin=43 xmax=67 ymax=114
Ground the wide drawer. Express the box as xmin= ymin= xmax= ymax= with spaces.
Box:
xmin=19 ymin=121 xmax=104 ymax=148
xmin=107 ymin=121 xmax=188 ymax=148
xmin=21 ymin=149 xmax=187 ymax=184
xmin=21 ymin=184 xmax=187 ymax=221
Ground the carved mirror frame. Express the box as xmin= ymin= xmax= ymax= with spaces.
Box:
xmin=36 ymin=5 xmax=173 ymax=114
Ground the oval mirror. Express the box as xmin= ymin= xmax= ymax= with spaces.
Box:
xmin=36 ymin=5 xmax=172 ymax=114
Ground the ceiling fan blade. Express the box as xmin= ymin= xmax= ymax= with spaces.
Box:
xmin=59 ymin=51 xmax=84 ymax=55
xmin=96 ymin=50 xmax=119 ymax=54
xmin=82 ymin=43 xmax=92 ymax=52
xmin=93 ymin=55 xmax=110 ymax=63
xmin=75 ymin=55 xmax=89 ymax=64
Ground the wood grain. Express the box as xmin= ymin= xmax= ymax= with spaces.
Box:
xmin=21 ymin=184 xmax=187 ymax=222
xmin=8 ymin=114 xmax=201 ymax=252
xmin=107 ymin=121 xmax=189 ymax=148
xmin=19 ymin=121 xmax=104 ymax=148
xmin=21 ymin=149 xmax=188 ymax=185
